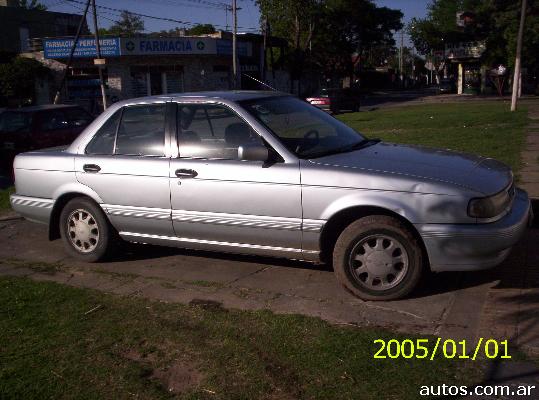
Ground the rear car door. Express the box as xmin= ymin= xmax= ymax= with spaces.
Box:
xmin=168 ymin=101 xmax=303 ymax=257
xmin=75 ymin=102 xmax=173 ymax=237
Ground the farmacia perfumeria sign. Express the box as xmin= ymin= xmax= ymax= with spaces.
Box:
xmin=43 ymin=37 xmax=252 ymax=59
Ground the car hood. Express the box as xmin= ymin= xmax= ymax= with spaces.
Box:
xmin=308 ymin=142 xmax=512 ymax=195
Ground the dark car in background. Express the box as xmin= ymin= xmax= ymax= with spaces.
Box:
xmin=437 ymin=78 xmax=456 ymax=94
xmin=0 ymin=104 xmax=93 ymax=169
xmin=306 ymin=88 xmax=361 ymax=113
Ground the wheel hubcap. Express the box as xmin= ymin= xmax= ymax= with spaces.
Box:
xmin=349 ymin=234 xmax=409 ymax=291
xmin=67 ymin=209 xmax=99 ymax=253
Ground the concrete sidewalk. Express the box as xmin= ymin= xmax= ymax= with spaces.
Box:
xmin=475 ymin=100 xmax=539 ymax=356
xmin=0 ymin=219 xmax=479 ymax=336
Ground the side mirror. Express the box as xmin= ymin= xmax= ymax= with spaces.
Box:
xmin=238 ymin=143 xmax=269 ymax=162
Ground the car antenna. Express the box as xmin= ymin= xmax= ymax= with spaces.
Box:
xmin=242 ymin=73 xmax=277 ymax=91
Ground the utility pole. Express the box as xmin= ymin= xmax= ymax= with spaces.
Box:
xmin=430 ymin=49 xmax=434 ymax=85
xmin=511 ymin=0 xmax=527 ymax=112
xmin=91 ymin=0 xmax=107 ymax=111
xmin=232 ymin=0 xmax=238 ymax=90
xmin=399 ymin=30 xmax=404 ymax=89
xmin=53 ymin=0 xmax=91 ymax=104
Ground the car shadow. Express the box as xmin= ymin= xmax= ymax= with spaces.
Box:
xmin=106 ymin=240 xmax=333 ymax=272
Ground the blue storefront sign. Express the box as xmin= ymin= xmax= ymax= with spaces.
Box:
xmin=43 ymin=37 xmax=121 ymax=59
xmin=216 ymin=40 xmax=251 ymax=57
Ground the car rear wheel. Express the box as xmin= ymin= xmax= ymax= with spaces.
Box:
xmin=59 ymin=197 xmax=113 ymax=262
xmin=333 ymin=215 xmax=423 ymax=301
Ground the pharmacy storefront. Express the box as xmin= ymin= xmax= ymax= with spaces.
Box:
xmin=41 ymin=35 xmax=253 ymax=108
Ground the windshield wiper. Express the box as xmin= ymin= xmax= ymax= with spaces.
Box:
xmin=300 ymin=138 xmax=381 ymax=159
xmin=343 ymin=138 xmax=381 ymax=152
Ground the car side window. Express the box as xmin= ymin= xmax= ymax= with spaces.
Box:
xmin=115 ymin=104 xmax=166 ymax=157
xmin=177 ymin=104 xmax=262 ymax=160
xmin=65 ymin=107 xmax=93 ymax=127
xmin=85 ymin=109 xmax=121 ymax=155
xmin=38 ymin=110 xmax=69 ymax=131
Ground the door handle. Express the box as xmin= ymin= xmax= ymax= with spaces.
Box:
xmin=175 ymin=168 xmax=198 ymax=178
xmin=83 ymin=164 xmax=101 ymax=173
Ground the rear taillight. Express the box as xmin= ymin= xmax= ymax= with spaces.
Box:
xmin=307 ymin=97 xmax=330 ymax=105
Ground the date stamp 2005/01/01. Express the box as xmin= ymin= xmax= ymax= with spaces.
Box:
xmin=374 ymin=338 xmax=511 ymax=361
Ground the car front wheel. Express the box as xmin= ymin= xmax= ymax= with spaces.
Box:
xmin=59 ymin=197 xmax=113 ymax=262
xmin=333 ymin=215 xmax=423 ymax=301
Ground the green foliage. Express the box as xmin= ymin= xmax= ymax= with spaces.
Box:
xmin=187 ymin=23 xmax=216 ymax=36
xmin=409 ymin=0 xmax=539 ymax=72
xmin=256 ymin=0 xmax=403 ymax=82
xmin=17 ymin=0 xmax=46 ymax=10
xmin=0 ymin=187 xmax=14 ymax=212
xmin=98 ymin=10 xmax=144 ymax=36
xmin=0 ymin=57 xmax=49 ymax=105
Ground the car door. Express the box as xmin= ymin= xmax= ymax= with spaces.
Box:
xmin=168 ymin=101 xmax=303 ymax=257
xmin=75 ymin=102 xmax=174 ymax=237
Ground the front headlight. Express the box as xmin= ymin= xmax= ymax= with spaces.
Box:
xmin=468 ymin=187 xmax=512 ymax=218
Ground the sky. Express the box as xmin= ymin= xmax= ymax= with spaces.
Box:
xmin=42 ymin=0 xmax=429 ymax=35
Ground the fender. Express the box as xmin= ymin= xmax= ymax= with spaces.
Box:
xmin=52 ymin=182 xmax=105 ymax=204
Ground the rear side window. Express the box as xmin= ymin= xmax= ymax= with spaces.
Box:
xmin=85 ymin=110 xmax=121 ymax=155
xmin=115 ymin=104 xmax=166 ymax=156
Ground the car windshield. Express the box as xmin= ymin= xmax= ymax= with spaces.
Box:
xmin=240 ymin=96 xmax=367 ymax=159
xmin=0 ymin=111 xmax=32 ymax=133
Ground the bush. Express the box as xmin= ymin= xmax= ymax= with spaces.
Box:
xmin=0 ymin=57 xmax=49 ymax=106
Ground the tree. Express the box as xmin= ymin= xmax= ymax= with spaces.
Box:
xmin=314 ymin=0 xmax=403 ymax=83
xmin=187 ymin=24 xmax=216 ymax=36
xmin=18 ymin=0 xmax=47 ymax=10
xmin=409 ymin=0 xmax=539 ymax=70
xmin=98 ymin=10 xmax=145 ymax=36
xmin=256 ymin=0 xmax=322 ymax=93
xmin=0 ymin=57 xmax=49 ymax=106
xmin=256 ymin=0 xmax=403 ymax=93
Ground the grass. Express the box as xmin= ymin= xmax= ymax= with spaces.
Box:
xmin=0 ymin=186 xmax=14 ymax=212
xmin=0 ymin=276 xmax=482 ymax=400
xmin=338 ymin=102 xmax=529 ymax=173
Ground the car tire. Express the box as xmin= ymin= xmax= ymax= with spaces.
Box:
xmin=59 ymin=197 xmax=114 ymax=262
xmin=333 ymin=215 xmax=423 ymax=301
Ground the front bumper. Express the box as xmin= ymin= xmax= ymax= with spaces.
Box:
xmin=416 ymin=188 xmax=531 ymax=272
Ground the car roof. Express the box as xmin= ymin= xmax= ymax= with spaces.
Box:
xmin=170 ymin=90 xmax=287 ymax=102
xmin=2 ymin=104 xmax=81 ymax=113
xmin=110 ymin=91 xmax=289 ymax=108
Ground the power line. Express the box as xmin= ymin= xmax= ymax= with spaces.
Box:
xmin=64 ymin=0 xmax=259 ymax=32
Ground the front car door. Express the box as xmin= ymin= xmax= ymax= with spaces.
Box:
xmin=75 ymin=101 xmax=173 ymax=237
xmin=168 ymin=100 xmax=303 ymax=259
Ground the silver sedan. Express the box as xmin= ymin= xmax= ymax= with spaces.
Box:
xmin=10 ymin=91 xmax=532 ymax=300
